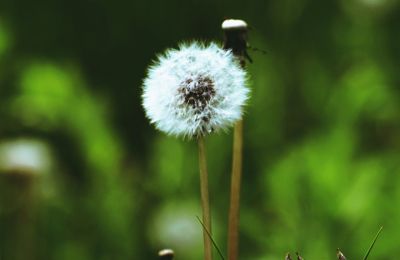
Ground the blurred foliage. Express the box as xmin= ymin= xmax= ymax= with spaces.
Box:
xmin=0 ymin=0 xmax=400 ymax=259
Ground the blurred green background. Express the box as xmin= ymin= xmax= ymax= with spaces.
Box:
xmin=0 ymin=0 xmax=400 ymax=259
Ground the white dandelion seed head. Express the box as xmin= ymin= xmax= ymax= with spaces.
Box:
xmin=142 ymin=42 xmax=249 ymax=138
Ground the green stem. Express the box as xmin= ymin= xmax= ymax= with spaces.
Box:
xmin=363 ymin=226 xmax=383 ymax=260
xmin=196 ymin=216 xmax=225 ymax=260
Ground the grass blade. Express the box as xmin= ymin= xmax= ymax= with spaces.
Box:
xmin=196 ymin=216 xmax=225 ymax=260
xmin=363 ymin=226 xmax=383 ymax=260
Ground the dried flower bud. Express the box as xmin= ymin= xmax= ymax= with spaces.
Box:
xmin=222 ymin=19 xmax=252 ymax=65
xmin=285 ymin=253 xmax=292 ymax=260
xmin=142 ymin=42 xmax=249 ymax=138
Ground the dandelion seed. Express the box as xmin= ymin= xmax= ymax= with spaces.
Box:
xmin=142 ymin=42 xmax=249 ymax=138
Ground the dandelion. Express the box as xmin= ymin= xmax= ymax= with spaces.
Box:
xmin=142 ymin=42 xmax=249 ymax=138
xmin=142 ymin=41 xmax=249 ymax=260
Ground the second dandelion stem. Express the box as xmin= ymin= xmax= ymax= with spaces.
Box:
xmin=222 ymin=18 xmax=249 ymax=260
xmin=227 ymin=119 xmax=243 ymax=260
xmin=198 ymin=137 xmax=213 ymax=260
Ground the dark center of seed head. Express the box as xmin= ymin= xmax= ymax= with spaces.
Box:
xmin=179 ymin=76 xmax=215 ymax=112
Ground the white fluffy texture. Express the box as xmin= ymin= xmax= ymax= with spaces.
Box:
xmin=142 ymin=42 xmax=249 ymax=138
xmin=221 ymin=19 xmax=248 ymax=29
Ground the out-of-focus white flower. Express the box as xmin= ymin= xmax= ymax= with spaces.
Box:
xmin=142 ymin=42 xmax=249 ymax=138
xmin=0 ymin=139 xmax=51 ymax=175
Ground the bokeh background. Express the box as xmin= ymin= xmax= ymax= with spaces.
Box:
xmin=0 ymin=0 xmax=400 ymax=259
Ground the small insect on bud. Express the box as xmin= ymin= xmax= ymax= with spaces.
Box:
xmin=221 ymin=19 xmax=252 ymax=65
xmin=285 ymin=252 xmax=292 ymax=260
xmin=337 ymin=249 xmax=346 ymax=260
xmin=158 ymin=249 xmax=174 ymax=260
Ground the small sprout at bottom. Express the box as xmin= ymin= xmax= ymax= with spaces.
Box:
xmin=158 ymin=249 xmax=174 ymax=260
xmin=337 ymin=248 xmax=346 ymax=260
xmin=296 ymin=252 xmax=304 ymax=260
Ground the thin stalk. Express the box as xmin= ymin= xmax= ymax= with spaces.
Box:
xmin=197 ymin=216 xmax=225 ymax=260
xmin=227 ymin=119 xmax=243 ymax=260
xmin=198 ymin=137 xmax=213 ymax=260
xmin=363 ymin=226 xmax=383 ymax=260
